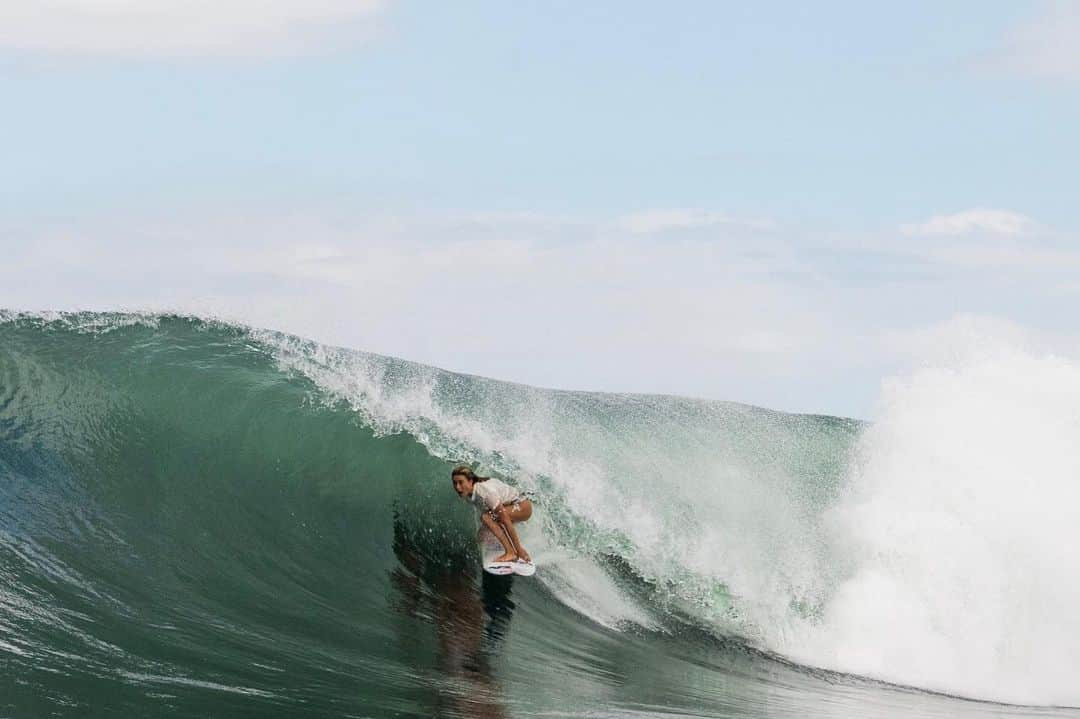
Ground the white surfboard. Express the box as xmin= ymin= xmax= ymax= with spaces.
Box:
xmin=479 ymin=527 xmax=536 ymax=576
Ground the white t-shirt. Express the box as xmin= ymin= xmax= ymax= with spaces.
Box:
xmin=469 ymin=477 xmax=522 ymax=511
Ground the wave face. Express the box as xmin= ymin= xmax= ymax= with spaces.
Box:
xmin=0 ymin=312 xmax=1077 ymax=717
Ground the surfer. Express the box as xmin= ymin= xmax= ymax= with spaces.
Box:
xmin=451 ymin=465 xmax=533 ymax=566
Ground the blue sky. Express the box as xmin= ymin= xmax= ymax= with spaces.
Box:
xmin=3 ymin=1 xmax=1080 ymax=417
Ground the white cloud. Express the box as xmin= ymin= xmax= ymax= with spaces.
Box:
xmin=0 ymin=0 xmax=385 ymax=57
xmin=991 ymin=1 xmax=1080 ymax=81
xmin=616 ymin=208 xmax=773 ymax=234
xmin=901 ymin=208 xmax=1033 ymax=237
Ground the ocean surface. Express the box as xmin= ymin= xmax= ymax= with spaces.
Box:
xmin=1 ymin=312 xmax=1077 ymax=718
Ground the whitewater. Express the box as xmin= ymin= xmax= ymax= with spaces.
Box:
xmin=1 ymin=311 xmax=1078 ymax=718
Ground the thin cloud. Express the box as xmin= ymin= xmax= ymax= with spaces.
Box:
xmin=988 ymin=1 xmax=1080 ymax=81
xmin=879 ymin=314 xmax=1080 ymax=365
xmin=927 ymin=244 xmax=1080 ymax=271
xmin=617 ymin=208 xmax=774 ymax=235
xmin=901 ymin=209 xmax=1033 ymax=237
xmin=0 ymin=0 xmax=385 ymax=57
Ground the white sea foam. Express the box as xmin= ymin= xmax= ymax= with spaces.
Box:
xmin=783 ymin=320 xmax=1080 ymax=705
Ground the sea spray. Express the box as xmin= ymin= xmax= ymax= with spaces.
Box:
xmin=784 ymin=326 xmax=1080 ymax=704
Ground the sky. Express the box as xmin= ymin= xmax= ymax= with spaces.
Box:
xmin=2 ymin=0 xmax=1080 ymax=418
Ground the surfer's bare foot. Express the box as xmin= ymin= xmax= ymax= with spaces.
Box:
xmin=517 ymin=551 xmax=532 ymax=564
xmin=495 ymin=552 xmax=518 ymax=563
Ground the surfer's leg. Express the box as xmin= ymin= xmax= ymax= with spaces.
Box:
xmin=480 ymin=510 xmax=517 ymax=562
xmin=502 ymin=500 xmax=532 ymax=563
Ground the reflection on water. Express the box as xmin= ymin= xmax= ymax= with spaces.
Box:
xmin=390 ymin=513 xmax=515 ymax=719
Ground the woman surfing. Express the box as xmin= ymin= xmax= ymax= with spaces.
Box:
xmin=450 ymin=465 xmax=533 ymax=570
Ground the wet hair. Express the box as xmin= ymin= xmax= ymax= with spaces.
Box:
xmin=450 ymin=465 xmax=490 ymax=483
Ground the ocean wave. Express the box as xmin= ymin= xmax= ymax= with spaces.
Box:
xmin=1 ymin=311 xmax=1076 ymax=715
